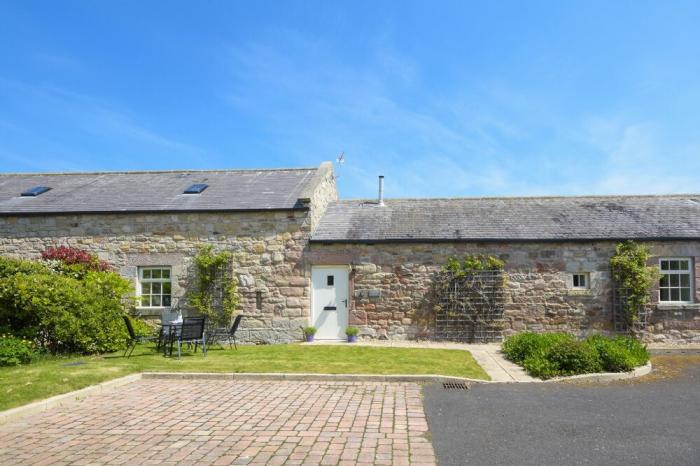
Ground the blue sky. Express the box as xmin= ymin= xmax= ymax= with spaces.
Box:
xmin=1 ymin=1 xmax=699 ymax=199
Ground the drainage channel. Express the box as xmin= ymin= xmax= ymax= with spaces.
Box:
xmin=442 ymin=381 xmax=470 ymax=391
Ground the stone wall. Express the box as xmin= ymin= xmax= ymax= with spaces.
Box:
xmin=307 ymin=240 xmax=700 ymax=343
xmin=0 ymin=210 xmax=314 ymax=343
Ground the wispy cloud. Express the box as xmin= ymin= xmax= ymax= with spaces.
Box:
xmin=0 ymin=79 xmax=207 ymax=171
xmin=221 ymin=31 xmax=531 ymax=198
xmin=219 ymin=28 xmax=700 ymax=198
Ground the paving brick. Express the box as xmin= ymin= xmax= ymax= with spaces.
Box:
xmin=0 ymin=380 xmax=436 ymax=465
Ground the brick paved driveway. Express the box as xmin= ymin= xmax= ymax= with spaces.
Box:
xmin=0 ymin=379 xmax=436 ymax=465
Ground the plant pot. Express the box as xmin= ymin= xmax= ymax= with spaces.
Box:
xmin=305 ymin=334 xmax=315 ymax=343
xmin=347 ymin=335 xmax=357 ymax=343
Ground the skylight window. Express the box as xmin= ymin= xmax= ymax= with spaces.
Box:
xmin=21 ymin=186 xmax=51 ymax=197
xmin=183 ymin=183 xmax=208 ymax=194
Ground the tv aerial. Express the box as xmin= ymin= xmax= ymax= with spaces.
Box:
xmin=334 ymin=152 xmax=345 ymax=179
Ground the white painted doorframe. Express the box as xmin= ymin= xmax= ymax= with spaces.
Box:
xmin=311 ymin=265 xmax=349 ymax=340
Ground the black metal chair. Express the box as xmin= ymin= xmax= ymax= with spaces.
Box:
xmin=123 ymin=315 xmax=157 ymax=358
xmin=168 ymin=316 xmax=207 ymax=359
xmin=208 ymin=315 xmax=243 ymax=350
xmin=156 ymin=311 xmax=182 ymax=351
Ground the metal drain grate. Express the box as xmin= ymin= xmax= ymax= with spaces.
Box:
xmin=442 ymin=381 xmax=470 ymax=390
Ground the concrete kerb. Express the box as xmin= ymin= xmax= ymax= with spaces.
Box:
xmin=141 ymin=371 xmax=488 ymax=384
xmin=543 ymin=361 xmax=653 ymax=383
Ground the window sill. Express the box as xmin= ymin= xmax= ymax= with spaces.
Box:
xmin=567 ymin=289 xmax=593 ymax=296
xmin=655 ymin=303 xmax=700 ymax=312
xmin=134 ymin=306 xmax=172 ymax=315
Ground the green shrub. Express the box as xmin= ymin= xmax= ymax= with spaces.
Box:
xmin=545 ymin=339 xmax=602 ymax=375
xmin=303 ymin=326 xmax=317 ymax=336
xmin=502 ymin=332 xmax=574 ymax=364
xmin=523 ymin=356 xmax=559 ymax=379
xmin=0 ymin=256 xmax=48 ymax=278
xmin=504 ymin=331 xmax=650 ymax=379
xmin=345 ymin=326 xmax=359 ymax=336
xmin=0 ymin=335 xmax=35 ymax=366
xmin=613 ymin=335 xmax=650 ymax=367
xmin=129 ymin=317 xmax=158 ymax=338
xmin=0 ymin=257 xmax=133 ymax=354
xmin=584 ymin=335 xmax=650 ymax=372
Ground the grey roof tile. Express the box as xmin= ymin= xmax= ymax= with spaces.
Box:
xmin=0 ymin=168 xmax=318 ymax=214
xmin=311 ymin=196 xmax=700 ymax=242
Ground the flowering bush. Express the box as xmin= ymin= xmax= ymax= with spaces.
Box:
xmin=0 ymin=335 xmax=35 ymax=366
xmin=41 ymin=246 xmax=111 ymax=271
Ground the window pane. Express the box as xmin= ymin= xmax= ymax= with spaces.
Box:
xmin=152 ymin=269 xmax=161 ymax=279
xmin=670 ymin=274 xmax=679 ymax=287
xmin=142 ymin=269 xmax=151 ymax=279
xmin=162 ymin=269 xmax=170 ymax=279
xmin=680 ymin=274 xmax=690 ymax=287
xmin=681 ymin=289 xmax=691 ymax=301
xmin=679 ymin=260 xmax=690 ymax=271
xmin=163 ymin=282 xmax=171 ymax=294
xmin=660 ymin=289 xmax=669 ymax=301
xmin=660 ymin=275 xmax=669 ymax=286
xmin=152 ymin=295 xmax=161 ymax=306
xmin=141 ymin=296 xmax=150 ymax=306
xmin=580 ymin=275 xmax=587 ymax=287
xmin=670 ymin=260 xmax=680 ymax=270
xmin=163 ymin=295 xmax=172 ymax=307
xmin=152 ymin=282 xmax=161 ymax=294
xmin=141 ymin=283 xmax=151 ymax=294
xmin=660 ymin=260 xmax=669 ymax=270
xmin=671 ymin=289 xmax=680 ymax=301
xmin=573 ymin=275 xmax=579 ymax=287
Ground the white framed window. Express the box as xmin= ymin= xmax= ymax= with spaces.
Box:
xmin=138 ymin=266 xmax=172 ymax=307
xmin=659 ymin=258 xmax=693 ymax=303
xmin=572 ymin=273 xmax=589 ymax=289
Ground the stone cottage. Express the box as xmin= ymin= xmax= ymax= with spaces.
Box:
xmin=310 ymin=195 xmax=700 ymax=343
xmin=0 ymin=162 xmax=337 ymax=342
xmin=0 ymin=162 xmax=698 ymax=343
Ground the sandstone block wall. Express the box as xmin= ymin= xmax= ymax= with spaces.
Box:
xmin=308 ymin=241 xmax=700 ymax=343
xmin=0 ymin=211 xmax=313 ymax=343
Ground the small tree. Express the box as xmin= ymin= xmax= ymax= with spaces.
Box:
xmin=609 ymin=241 xmax=659 ymax=327
xmin=189 ymin=245 xmax=239 ymax=328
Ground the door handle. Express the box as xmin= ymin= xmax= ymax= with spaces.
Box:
xmin=342 ymin=299 xmax=348 ymax=307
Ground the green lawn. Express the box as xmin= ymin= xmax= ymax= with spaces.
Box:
xmin=0 ymin=344 xmax=488 ymax=411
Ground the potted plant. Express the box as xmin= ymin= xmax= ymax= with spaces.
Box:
xmin=303 ymin=326 xmax=317 ymax=343
xmin=345 ymin=326 xmax=359 ymax=343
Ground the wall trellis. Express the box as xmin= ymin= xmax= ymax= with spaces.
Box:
xmin=432 ymin=270 xmax=506 ymax=343
xmin=612 ymin=286 xmax=650 ymax=333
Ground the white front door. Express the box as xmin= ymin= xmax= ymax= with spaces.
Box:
xmin=311 ymin=266 xmax=349 ymax=340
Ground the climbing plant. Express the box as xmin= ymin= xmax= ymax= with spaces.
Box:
xmin=442 ymin=254 xmax=505 ymax=276
xmin=189 ymin=245 xmax=239 ymax=327
xmin=433 ymin=254 xmax=506 ymax=342
xmin=609 ymin=240 xmax=659 ymax=327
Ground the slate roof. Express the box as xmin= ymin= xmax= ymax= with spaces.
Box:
xmin=311 ymin=196 xmax=700 ymax=242
xmin=0 ymin=168 xmax=319 ymax=215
